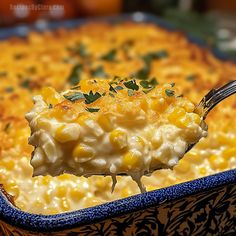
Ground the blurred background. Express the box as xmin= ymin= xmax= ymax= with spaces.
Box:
xmin=0 ymin=0 xmax=236 ymax=59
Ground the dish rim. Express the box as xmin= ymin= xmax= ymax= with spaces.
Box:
xmin=0 ymin=12 xmax=235 ymax=232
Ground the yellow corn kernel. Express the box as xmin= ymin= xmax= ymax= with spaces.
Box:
xmin=54 ymin=124 xmax=79 ymax=143
xmin=190 ymin=113 xmax=201 ymax=125
xmin=121 ymin=187 xmax=131 ymax=198
xmin=72 ymin=144 xmax=94 ymax=161
xmin=57 ymin=173 xmax=72 ymax=181
xmin=60 ymin=198 xmax=70 ymax=211
xmin=6 ymin=182 xmax=19 ymax=198
xmin=199 ymin=167 xmax=207 ymax=175
xmin=151 ymin=99 xmax=167 ymax=113
xmin=136 ymin=136 xmax=145 ymax=148
xmin=41 ymin=87 xmax=61 ymax=105
xmin=168 ymin=107 xmax=185 ymax=124
xmin=140 ymin=99 xmax=148 ymax=112
xmin=174 ymin=159 xmax=191 ymax=173
xmin=56 ymin=186 xmax=67 ymax=198
xmin=47 ymin=207 xmax=58 ymax=215
xmin=181 ymin=100 xmax=195 ymax=112
xmin=147 ymin=185 xmax=157 ymax=191
xmin=70 ymin=188 xmax=85 ymax=201
xmin=44 ymin=191 xmax=51 ymax=204
xmin=97 ymin=114 xmax=112 ymax=132
xmin=109 ymin=129 xmax=127 ymax=150
xmin=222 ymin=148 xmax=236 ymax=160
xmin=122 ymin=151 xmax=142 ymax=170
xmin=34 ymin=199 xmax=44 ymax=209
xmin=36 ymin=118 xmax=50 ymax=130
xmin=41 ymin=176 xmax=51 ymax=185
xmin=185 ymin=151 xmax=202 ymax=164
xmin=76 ymin=114 xmax=88 ymax=126
xmin=209 ymin=155 xmax=228 ymax=170
xmin=216 ymin=134 xmax=229 ymax=146
xmin=2 ymin=160 xmax=15 ymax=170
xmin=152 ymin=133 xmax=162 ymax=149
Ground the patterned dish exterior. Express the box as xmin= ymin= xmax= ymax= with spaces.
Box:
xmin=0 ymin=13 xmax=236 ymax=235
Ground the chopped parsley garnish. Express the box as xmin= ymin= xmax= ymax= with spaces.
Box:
xmin=91 ymin=65 xmax=108 ymax=78
xmin=67 ymin=42 xmax=88 ymax=58
xmin=83 ymin=91 xmax=101 ymax=104
xmin=64 ymin=92 xmax=84 ymax=102
xmin=109 ymin=84 xmax=117 ymax=93
xmin=186 ymin=74 xmax=197 ymax=81
xmin=100 ymin=49 xmax=117 ymax=61
xmin=135 ymin=50 xmax=168 ymax=79
xmin=165 ymin=89 xmax=175 ymax=97
xmin=67 ymin=64 xmax=83 ymax=85
xmin=71 ymin=85 xmax=81 ymax=90
xmin=140 ymin=80 xmax=152 ymax=89
xmin=114 ymin=85 xmax=123 ymax=91
xmin=124 ymin=80 xmax=139 ymax=91
xmin=145 ymin=50 xmax=168 ymax=60
xmin=0 ymin=71 xmax=7 ymax=77
xmin=140 ymin=78 xmax=158 ymax=93
xmin=48 ymin=104 xmax=53 ymax=109
xmin=102 ymin=92 xmax=106 ymax=96
xmin=170 ymin=82 xmax=175 ymax=87
xmin=86 ymin=107 xmax=100 ymax=113
xmin=5 ymin=87 xmax=14 ymax=93
xmin=20 ymin=79 xmax=30 ymax=89
xmin=109 ymin=92 xmax=115 ymax=97
xmin=128 ymin=89 xmax=134 ymax=96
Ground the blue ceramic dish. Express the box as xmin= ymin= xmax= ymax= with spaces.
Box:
xmin=0 ymin=13 xmax=236 ymax=235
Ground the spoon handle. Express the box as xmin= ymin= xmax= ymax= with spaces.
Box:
xmin=197 ymin=80 xmax=236 ymax=120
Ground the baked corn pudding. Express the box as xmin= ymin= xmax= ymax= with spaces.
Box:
xmin=0 ymin=22 xmax=236 ymax=214
xmin=26 ymin=79 xmax=206 ymax=192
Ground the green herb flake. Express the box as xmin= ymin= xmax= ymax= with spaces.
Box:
xmin=20 ymin=79 xmax=30 ymax=89
xmin=67 ymin=64 xmax=83 ymax=85
xmin=109 ymin=92 xmax=115 ymax=97
xmin=85 ymin=107 xmax=100 ymax=113
xmin=67 ymin=42 xmax=88 ymax=58
xmin=165 ymin=89 xmax=175 ymax=97
xmin=100 ymin=49 xmax=117 ymax=61
xmin=109 ymin=84 xmax=117 ymax=93
xmin=48 ymin=104 xmax=53 ymax=109
xmin=91 ymin=66 xmax=108 ymax=78
xmin=64 ymin=92 xmax=84 ymax=102
xmin=170 ymin=82 xmax=175 ymax=87
xmin=5 ymin=87 xmax=14 ymax=93
xmin=77 ymin=43 xmax=88 ymax=57
xmin=102 ymin=92 xmax=106 ymax=96
xmin=128 ymin=89 xmax=134 ymax=96
xmin=114 ymin=85 xmax=123 ymax=91
xmin=186 ymin=74 xmax=197 ymax=81
xmin=84 ymin=91 xmax=101 ymax=104
xmin=71 ymin=85 xmax=81 ymax=90
xmin=124 ymin=80 xmax=139 ymax=91
xmin=140 ymin=80 xmax=152 ymax=89
xmin=147 ymin=50 xmax=168 ymax=59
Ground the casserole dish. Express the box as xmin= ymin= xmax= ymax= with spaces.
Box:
xmin=0 ymin=12 xmax=235 ymax=235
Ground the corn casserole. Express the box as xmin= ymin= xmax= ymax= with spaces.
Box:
xmin=0 ymin=23 xmax=236 ymax=214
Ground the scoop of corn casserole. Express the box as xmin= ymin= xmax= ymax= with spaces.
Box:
xmin=26 ymin=78 xmax=207 ymax=191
